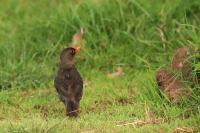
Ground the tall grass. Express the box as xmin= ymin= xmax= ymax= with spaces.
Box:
xmin=0 ymin=0 xmax=199 ymax=90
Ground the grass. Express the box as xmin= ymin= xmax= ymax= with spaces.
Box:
xmin=1 ymin=71 xmax=199 ymax=132
xmin=0 ymin=0 xmax=200 ymax=132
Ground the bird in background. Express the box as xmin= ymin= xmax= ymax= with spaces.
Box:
xmin=155 ymin=47 xmax=198 ymax=102
xmin=170 ymin=47 xmax=191 ymax=80
xmin=156 ymin=68 xmax=187 ymax=103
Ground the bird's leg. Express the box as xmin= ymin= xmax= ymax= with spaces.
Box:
xmin=65 ymin=99 xmax=79 ymax=117
xmin=65 ymin=106 xmax=68 ymax=116
xmin=66 ymin=100 xmax=79 ymax=117
xmin=67 ymin=101 xmax=79 ymax=117
xmin=73 ymin=101 xmax=80 ymax=113
xmin=65 ymin=99 xmax=72 ymax=116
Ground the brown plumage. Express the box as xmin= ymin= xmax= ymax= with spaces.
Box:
xmin=54 ymin=47 xmax=83 ymax=117
xmin=170 ymin=47 xmax=191 ymax=80
xmin=155 ymin=47 xmax=199 ymax=102
xmin=156 ymin=69 xmax=187 ymax=103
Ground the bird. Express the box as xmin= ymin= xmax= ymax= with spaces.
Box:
xmin=54 ymin=47 xmax=83 ymax=117
xmin=156 ymin=68 xmax=187 ymax=103
xmin=170 ymin=47 xmax=191 ymax=80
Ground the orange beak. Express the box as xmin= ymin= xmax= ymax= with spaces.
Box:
xmin=74 ymin=47 xmax=81 ymax=52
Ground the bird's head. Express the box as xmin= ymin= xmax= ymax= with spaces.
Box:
xmin=60 ymin=47 xmax=81 ymax=68
xmin=174 ymin=48 xmax=189 ymax=59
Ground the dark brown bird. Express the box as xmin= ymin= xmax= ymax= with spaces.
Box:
xmin=156 ymin=69 xmax=187 ymax=103
xmin=54 ymin=47 xmax=83 ymax=117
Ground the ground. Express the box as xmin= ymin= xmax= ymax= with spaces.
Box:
xmin=0 ymin=71 xmax=199 ymax=132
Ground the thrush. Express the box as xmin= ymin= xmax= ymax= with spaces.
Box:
xmin=54 ymin=47 xmax=83 ymax=117
xmin=156 ymin=69 xmax=187 ymax=103
xmin=171 ymin=47 xmax=191 ymax=80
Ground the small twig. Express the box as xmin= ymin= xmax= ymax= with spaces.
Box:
xmin=68 ymin=109 xmax=79 ymax=114
xmin=157 ymin=25 xmax=167 ymax=50
xmin=116 ymin=118 xmax=164 ymax=127
xmin=173 ymin=127 xmax=194 ymax=133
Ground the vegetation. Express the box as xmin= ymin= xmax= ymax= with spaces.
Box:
xmin=0 ymin=0 xmax=200 ymax=132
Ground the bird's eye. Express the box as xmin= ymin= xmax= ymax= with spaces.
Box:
xmin=71 ymin=50 xmax=75 ymax=55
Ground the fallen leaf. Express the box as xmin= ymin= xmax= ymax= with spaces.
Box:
xmin=107 ymin=67 xmax=124 ymax=78
xmin=71 ymin=27 xmax=85 ymax=48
